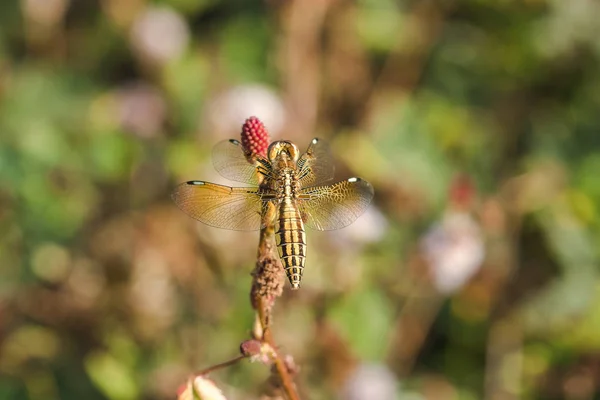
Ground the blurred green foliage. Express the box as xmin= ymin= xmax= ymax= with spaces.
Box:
xmin=1 ymin=0 xmax=600 ymax=399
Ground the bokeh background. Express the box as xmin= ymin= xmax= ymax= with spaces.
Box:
xmin=2 ymin=0 xmax=600 ymax=399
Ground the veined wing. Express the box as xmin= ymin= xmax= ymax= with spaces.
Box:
xmin=298 ymin=177 xmax=374 ymax=231
xmin=296 ymin=138 xmax=335 ymax=187
xmin=212 ymin=139 xmax=272 ymax=185
xmin=172 ymin=181 xmax=267 ymax=231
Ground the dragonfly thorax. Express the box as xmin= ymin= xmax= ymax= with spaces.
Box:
xmin=274 ymin=169 xmax=300 ymax=201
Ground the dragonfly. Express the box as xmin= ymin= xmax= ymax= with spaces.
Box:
xmin=172 ymin=138 xmax=374 ymax=289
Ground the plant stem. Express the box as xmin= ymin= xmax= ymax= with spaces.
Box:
xmin=263 ymin=327 xmax=300 ymax=400
xmin=254 ymin=220 xmax=301 ymax=400
xmin=195 ymin=355 xmax=246 ymax=376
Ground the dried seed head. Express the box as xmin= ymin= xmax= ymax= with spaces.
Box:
xmin=250 ymin=253 xmax=284 ymax=312
xmin=241 ymin=116 xmax=270 ymax=158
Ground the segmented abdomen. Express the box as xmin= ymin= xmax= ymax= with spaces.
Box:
xmin=275 ymin=199 xmax=306 ymax=289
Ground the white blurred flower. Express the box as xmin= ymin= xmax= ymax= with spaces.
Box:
xmin=421 ymin=212 xmax=484 ymax=294
xmin=340 ymin=363 xmax=399 ymax=400
xmin=533 ymin=0 xmax=600 ymax=58
xmin=117 ymin=82 xmax=167 ymax=138
xmin=178 ymin=376 xmax=227 ymax=400
xmin=130 ymin=6 xmax=190 ymax=66
xmin=333 ymin=206 xmax=387 ymax=245
xmin=205 ymin=85 xmax=286 ymax=139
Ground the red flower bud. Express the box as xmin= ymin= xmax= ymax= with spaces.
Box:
xmin=240 ymin=116 xmax=270 ymax=158
xmin=240 ymin=339 xmax=263 ymax=358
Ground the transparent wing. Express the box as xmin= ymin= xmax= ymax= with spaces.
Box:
xmin=296 ymin=138 xmax=335 ymax=187
xmin=172 ymin=180 xmax=267 ymax=231
xmin=298 ymin=177 xmax=374 ymax=231
xmin=212 ymin=139 xmax=272 ymax=185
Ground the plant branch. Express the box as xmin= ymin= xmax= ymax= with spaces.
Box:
xmin=251 ymin=219 xmax=301 ymax=400
xmin=263 ymin=325 xmax=300 ymax=400
xmin=195 ymin=355 xmax=246 ymax=376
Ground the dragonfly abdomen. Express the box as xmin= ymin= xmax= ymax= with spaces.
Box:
xmin=275 ymin=199 xmax=306 ymax=290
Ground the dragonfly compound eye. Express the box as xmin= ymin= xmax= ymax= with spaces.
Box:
xmin=268 ymin=141 xmax=300 ymax=162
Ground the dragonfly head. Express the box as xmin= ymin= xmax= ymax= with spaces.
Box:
xmin=267 ymin=141 xmax=300 ymax=163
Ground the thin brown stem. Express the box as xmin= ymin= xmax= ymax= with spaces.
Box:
xmin=263 ymin=327 xmax=300 ymax=400
xmin=251 ymin=216 xmax=301 ymax=400
xmin=195 ymin=355 xmax=246 ymax=376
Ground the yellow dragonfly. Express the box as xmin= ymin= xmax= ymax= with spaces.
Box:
xmin=172 ymin=138 xmax=374 ymax=289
